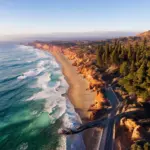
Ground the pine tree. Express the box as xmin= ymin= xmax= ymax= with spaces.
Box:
xmin=130 ymin=61 xmax=136 ymax=73
xmin=104 ymin=44 xmax=110 ymax=64
xmin=102 ymin=53 xmax=105 ymax=64
xmin=131 ymin=143 xmax=138 ymax=150
xmin=135 ymin=41 xmax=139 ymax=50
xmin=147 ymin=61 xmax=150 ymax=78
xmin=143 ymin=37 xmax=147 ymax=48
xmin=137 ymin=145 xmax=143 ymax=150
xmin=136 ymin=49 xmax=141 ymax=62
xmin=136 ymin=61 xmax=147 ymax=83
xmin=96 ymin=46 xmax=103 ymax=67
xmin=118 ymin=43 xmax=122 ymax=54
xmin=144 ymin=142 xmax=150 ymax=150
xmin=120 ymin=61 xmax=128 ymax=76
xmin=111 ymin=50 xmax=119 ymax=65
xmin=128 ymin=44 xmax=132 ymax=60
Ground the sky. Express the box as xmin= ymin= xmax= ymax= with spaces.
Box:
xmin=0 ymin=0 xmax=150 ymax=38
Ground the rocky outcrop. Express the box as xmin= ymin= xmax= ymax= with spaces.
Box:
xmin=131 ymin=125 xmax=145 ymax=141
xmin=35 ymin=43 xmax=43 ymax=48
xmin=137 ymin=30 xmax=150 ymax=38
xmin=116 ymin=117 xmax=146 ymax=149
xmin=120 ymin=118 xmax=137 ymax=132
xmin=88 ymin=92 xmax=107 ymax=111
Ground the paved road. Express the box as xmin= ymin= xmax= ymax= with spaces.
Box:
xmin=103 ymin=87 xmax=119 ymax=150
xmin=59 ymin=86 xmax=120 ymax=150
xmin=59 ymin=86 xmax=142 ymax=150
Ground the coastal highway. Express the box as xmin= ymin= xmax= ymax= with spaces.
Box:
xmin=59 ymin=86 xmax=120 ymax=150
xmin=60 ymin=86 xmax=142 ymax=150
xmin=102 ymin=86 xmax=120 ymax=150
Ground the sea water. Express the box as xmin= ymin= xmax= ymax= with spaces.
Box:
xmin=0 ymin=43 xmax=85 ymax=150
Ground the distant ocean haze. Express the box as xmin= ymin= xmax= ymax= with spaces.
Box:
xmin=0 ymin=31 xmax=138 ymax=42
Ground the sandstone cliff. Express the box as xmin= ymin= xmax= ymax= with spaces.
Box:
xmin=116 ymin=117 xmax=146 ymax=150
xmin=31 ymin=42 xmax=108 ymax=120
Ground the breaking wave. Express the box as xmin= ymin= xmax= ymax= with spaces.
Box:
xmin=0 ymin=44 xmax=85 ymax=150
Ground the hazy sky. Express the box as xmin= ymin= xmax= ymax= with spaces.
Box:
xmin=0 ymin=0 xmax=150 ymax=36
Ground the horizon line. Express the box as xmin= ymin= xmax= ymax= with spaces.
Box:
xmin=0 ymin=30 xmax=145 ymax=37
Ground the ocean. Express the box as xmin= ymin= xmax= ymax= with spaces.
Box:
xmin=0 ymin=43 xmax=85 ymax=150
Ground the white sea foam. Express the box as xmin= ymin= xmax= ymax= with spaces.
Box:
xmin=17 ymin=142 xmax=28 ymax=150
xmin=58 ymin=76 xmax=69 ymax=94
xmin=57 ymin=136 xmax=66 ymax=150
xmin=35 ymin=50 xmax=49 ymax=59
xmin=17 ymin=69 xmax=39 ymax=80
xmin=17 ymin=61 xmax=46 ymax=80
xmin=27 ymin=72 xmax=64 ymax=119
xmin=17 ymin=45 xmax=35 ymax=52
xmin=27 ymin=68 xmax=80 ymax=127
xmin=50 ymin=59 xmax=60 ymax=68
xmin=31 ymin=110 xmax=38 ymax=115
xmin=26 ymin=60 xmax=32 ymax=63
xmin=18 ymin=45 xmax=85 ymax=149
xmin=62 ymin=99 xmax=82 ymax=129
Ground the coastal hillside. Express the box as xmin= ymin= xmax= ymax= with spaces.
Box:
xmin=137 ymin=30 xmax=150 ymax=38
xmin=30 ymin=30 xmax=150 ymax=150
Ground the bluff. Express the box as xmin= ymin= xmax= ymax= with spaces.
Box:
xmin=30 ymin=42 xmax=109 ymax=120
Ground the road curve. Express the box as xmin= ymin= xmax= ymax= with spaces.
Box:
xmin=103 ymin=87 xmax=119 ymax=150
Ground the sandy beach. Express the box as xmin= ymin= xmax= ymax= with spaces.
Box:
xmin=50 ymin=50 xmax=102 ymax=150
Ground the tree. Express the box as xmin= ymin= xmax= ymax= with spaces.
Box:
xmin=144 ymin=142 xmax=150 ymax=150
xmin=102 ymin=53 xmax=105 ymax=64
xmin=96 ymin=46 xmax=103 ymax=67
xmin=128 ymin=44 xmax=132 ymax=60
xmin=120 ymin=61 xmax=128 ymax=76
xmin=104 ymin=44 xmax=110 ymax=64
xmin=111 ymin=50 xmax=119 ymax=65
xmin=136 ymin=49 xmax=141 ymax=62
xmin=131 ymin=143 xmax=138 ymax=150
xmin=136 ymin=62 xmax=147 ymax=83
xmin=130 ymin=61 xmax=136 ymax=73
xmin=117 ymin=42 xmax=122 ymax=54
xmin=119 ymin=48 xmax=125 ymax=60
xmin=130 ymin=143 xmax=143 ymax=150
xmin=147 ymin=61 xmax=150 ymax=77
xmin=141 ymin=91 xmax=149 ymax=101
xmin=137 ymin=145 xmax=143 ymax=150
xmin=143 ymin=37 xmax=147 ymax=49
xmin=147 ymin=68 xmax=150 ymax=77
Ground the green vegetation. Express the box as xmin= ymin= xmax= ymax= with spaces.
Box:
xmin=96 ymin=39 xmax=150 ymax=101
xmin=131 ymin=142 xmax=150 ymax=150
xmin=40 ymin=34 xmax=150 ymax=102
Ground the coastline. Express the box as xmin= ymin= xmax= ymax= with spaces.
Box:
xmin=51 ymin=51 xmax=95 ymax=119
xmin=49 ymin=50 xmax=102 ymax=150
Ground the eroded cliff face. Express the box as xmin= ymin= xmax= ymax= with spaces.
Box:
xmin=34 ymin=43 xmax=42 ymax=48
xmin=32 ymin=42 xmax=62 ymax=52
xmin=116 ymin=117 xmax=146 ymax=150
xmin=61 ymin=47 xmax=108 ymax=120
xmin=32 ymin=42 xmax=108 ymax=120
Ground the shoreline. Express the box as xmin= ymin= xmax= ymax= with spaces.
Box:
xmin=51 ymin=51 xmax=95 ymax=120
xmin=49 ymin=50 xmax=101 ymax=150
